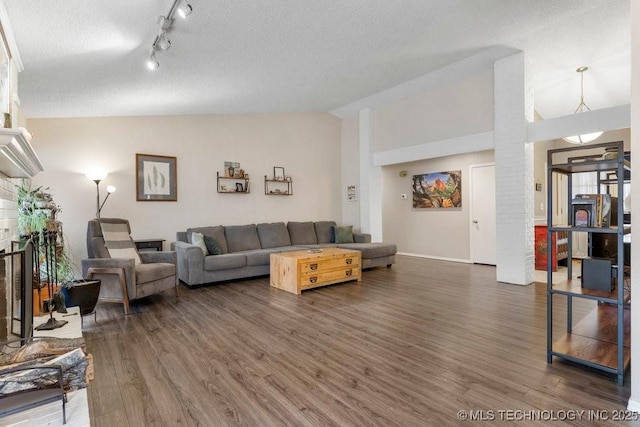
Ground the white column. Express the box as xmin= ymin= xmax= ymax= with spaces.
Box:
xmin=358 ymin=108 xmax=383 ymax=241
xmin=628 ymin=0 xmax=640 ymax=412
xmin=494 ymin=52 xmax=535 ymax=285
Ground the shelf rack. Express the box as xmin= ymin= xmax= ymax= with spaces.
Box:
xmin=264 ymin=175 xmax=293 ymax=196
xmin=217 ymin=171 xmax=250 ymax=194
xmin=546 ymin=140 xmax=630 ymax=385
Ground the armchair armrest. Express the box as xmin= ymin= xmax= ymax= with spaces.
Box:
xmin=81 ymin=258 xmax=136 ymax=304
xmin=353 ymin=233 xmax=371 ymax=243
xmin=139 ymin=251 xmax=177 ymax=264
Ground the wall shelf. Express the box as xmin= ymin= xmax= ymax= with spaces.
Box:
xmin=217 ymin=172 xmax=250 ymax=194
xmin=264 ymin=175 xmax=292 ymax=196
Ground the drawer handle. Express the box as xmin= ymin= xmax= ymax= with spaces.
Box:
xmin=310 ymin=263 xmax=318 ymax=271
xmin=346 ymin=269 xmax=352 ymax=277
xmin=346 ymin=258 xmax=353 ymax=265
xmin=309 ymin=276 xmax=317 ymax=283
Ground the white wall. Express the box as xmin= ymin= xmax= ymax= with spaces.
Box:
xmin=373 ymin=70 xmax=493 ymax=151
xmin=27 ymin=113 xmax=342 ymax=274
xmin=341 ymin=115 xmax=360 ymax=229
xmin=382 ymin=150 xmax=494 ymax=261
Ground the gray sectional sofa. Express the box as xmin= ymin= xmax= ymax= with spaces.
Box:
xmin=172 ymin=221 xmax=397 ymax=286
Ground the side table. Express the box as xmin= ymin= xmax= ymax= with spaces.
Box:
xmin=134 ymin=238 xmax=165 ymax=252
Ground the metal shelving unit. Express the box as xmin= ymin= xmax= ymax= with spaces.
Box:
xmin=546 ymin=140 xmax=630 ymax=385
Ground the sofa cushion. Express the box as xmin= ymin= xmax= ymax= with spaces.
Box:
xmin=204 ymin=235 xmax=222 ymax=255
xmin=336 ymin=242 xmax=397 ymax=258
xmin=135 ymin=262 xmax=175 ymax=285
xmin=242 ymin=248 xmax=281 ymax=266
xmin=333 ymin=225 xmax=354 ymax=244
xmin=287 ymin=221 xmax=317 ymax=245
xmin=314 ymin=221 xmax=337 ymax=244
xmin=257 ymin=222 xmax=291 ymax=249
xmin=225 ymin=224 xmax=261 ymax=253
xmin=187 ymin=226 xmax=228 ymax=254
xmin=204 ymin=253 xmax=246 ymax=270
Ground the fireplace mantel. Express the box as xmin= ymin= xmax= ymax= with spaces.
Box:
xmin=0 ymin=127 xmax=43 ymax=178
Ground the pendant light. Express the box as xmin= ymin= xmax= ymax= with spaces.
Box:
xmin=563 ymin=66 xmax=603 ymax=144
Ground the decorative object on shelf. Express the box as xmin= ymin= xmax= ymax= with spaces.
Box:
xmin=136 ymin=153 xmax=177 ymax=201
xmin=411 ymin=171 xmax=461 ymax=209
xmin=85 ymin=171 xmax=116 ymax=218
xmin=264 ymin=174 xmax=292 ymax=195
xmin=145 ymin=0 xmax=193 ymax=70
xmin=562 ymin=66 xmax=603 ymax=145
xmin=224 ymin=161 xmax=240 ymax=177
xmin=274 ymin=166 xmax=285 ymax=181
xmin=347 ymin=185 xmax=357 ymax=201
xmin=217 ymin=171 xmax=250 ymax=193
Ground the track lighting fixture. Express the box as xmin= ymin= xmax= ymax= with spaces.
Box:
xmin=146 ymin=52 xmax=159 ymax=70
xmin=178 ymin=1 xmax=193 ymax=19
xmin=144 ymin=0 xmax=193 ymax=70
xmin=158 ymin=31 xmax=171 ymax=51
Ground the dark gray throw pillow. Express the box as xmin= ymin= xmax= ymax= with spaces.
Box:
xmin=204 ymin=235 xmax=222 ymax=255
xmin=333 ymin=225 xmax=354 ymax=244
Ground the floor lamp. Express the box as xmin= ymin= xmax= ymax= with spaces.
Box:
xmin=86 ymin=172 xmax=116 ymax=218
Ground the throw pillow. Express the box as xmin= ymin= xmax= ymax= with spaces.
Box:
xmin=191 ymin=231 xmax=209 ymax=256
xmin=100 ymin=221 xmax=142 ymax=265
xmin=203 ymin=235 xmax=222 ymax=255
xmin=333 ymin=225 xmax=354 ymax=244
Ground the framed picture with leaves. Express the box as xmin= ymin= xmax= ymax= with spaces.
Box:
xmin=136 ymin=153 xmax=177 ymax=201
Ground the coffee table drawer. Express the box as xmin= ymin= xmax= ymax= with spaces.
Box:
xmin=300 ymin=256 xmax=359 ymax=273
xmin=301 ymin=268 xmax=360 ymax=289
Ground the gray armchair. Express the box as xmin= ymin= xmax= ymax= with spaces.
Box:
xmin=81 ymin=218 xmax=178 ymax=314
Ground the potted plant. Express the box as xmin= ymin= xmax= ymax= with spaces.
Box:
xmin=16 ymin=183 xmax=55 ymax=238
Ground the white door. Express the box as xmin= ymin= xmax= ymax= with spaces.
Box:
xmin=470 ymin=164 xmax=496 ymax=265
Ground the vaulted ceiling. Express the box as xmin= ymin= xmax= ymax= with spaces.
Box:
xmin=2 ymin=0 xmax=630 ymax=120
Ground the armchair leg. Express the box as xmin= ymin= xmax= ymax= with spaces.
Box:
xmin=86 ymin=267 xmax=130 ymax=315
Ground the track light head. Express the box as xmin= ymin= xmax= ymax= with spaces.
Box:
xmin=146 ymin=53 xmax=159 ymax=70
xmin=178 ymin=2 xmax=192 ymax=19
xmin=158 ymin=32 xmax=171 ymax=50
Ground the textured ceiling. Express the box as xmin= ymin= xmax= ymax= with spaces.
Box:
xmin=1 ymin=0 xmax=630 ymax=120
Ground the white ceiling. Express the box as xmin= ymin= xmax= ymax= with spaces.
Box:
xmin=1 ymin=0 xmax=630 ymax=120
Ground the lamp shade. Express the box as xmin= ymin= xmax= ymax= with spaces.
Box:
xmin=86 ymin=171 xmax=107 ymax=181
xmin=563 ymin=131 xmax=604 ymax=145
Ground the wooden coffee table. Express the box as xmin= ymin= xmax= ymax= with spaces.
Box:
xmin=270 ymin=248 xmax=361 ymax=294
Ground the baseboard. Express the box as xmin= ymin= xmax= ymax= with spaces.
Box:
xmin=627 ymin=398 xmax=640 ymax=412
xmin=397 ymin=252 xmax=472 ymax=264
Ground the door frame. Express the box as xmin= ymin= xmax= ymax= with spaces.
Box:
xmin=469 ymin=162 xmax=496 ymax=264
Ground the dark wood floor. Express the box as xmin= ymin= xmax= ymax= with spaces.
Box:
xmin=84 ymin=256 xmax=632 ymax=426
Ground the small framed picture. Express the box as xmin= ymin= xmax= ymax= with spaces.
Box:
xmin=274 ymin=167 xmax=285 ymax=181
xmin=236 ymin=183 xmax=244 ymax=192
xmin=136 ymin=153 xmax=177 ymax=201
